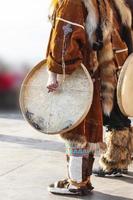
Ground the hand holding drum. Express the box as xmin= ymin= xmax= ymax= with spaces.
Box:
xmin=47 ymin=70 xmax=59 ymax=92
xmin=19 ymin=60 xmax=94 ymax=134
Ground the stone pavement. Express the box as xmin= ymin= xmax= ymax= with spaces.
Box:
xmin=0 ymin=112 xmax=133 ymax=200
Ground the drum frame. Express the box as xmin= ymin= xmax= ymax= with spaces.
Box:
xmin=117 ymin=53 xmax=133 ymax=117
xmin=20 ymin=60 xmax=94 ymax=134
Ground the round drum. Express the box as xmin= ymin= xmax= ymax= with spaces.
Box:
xmin=20 ymin=60 xmax=94 ymax=134
xmin=117 ymin=53 xmax=133 ymax=117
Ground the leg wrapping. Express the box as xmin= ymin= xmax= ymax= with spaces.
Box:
xmin=64 ymin=139 xmax=95 ymax=189
xmin=99 ymin=128 xmax=132 ymax=171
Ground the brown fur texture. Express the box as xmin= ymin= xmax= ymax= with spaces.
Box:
xmin=98 ymin=0 xmax=132 ymax=115
xmin=83 ymin=0 xmax=118 ymax=116
xmin=112 ymin=0 xmax=132 ymax=28
xmin=83 ymin=0 xmax=132 ymax=116
xmin=83 ymin=0 xmax=113 ymax=46
xmin=60 ymin=131 xmax=106 ymax=151
xmin=98 ymin=42 xmax=117 ymax=115
xmin=60 ymin=131 xmax=87 ymax=148
xmin=99 ymin=128 xmax=132 ymax=171
xmin=128 ymin=127 xmax=133 ymax=152
xmin=50 ymin=0 xmax=132 ymax=116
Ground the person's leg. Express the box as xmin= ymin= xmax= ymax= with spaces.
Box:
xmin=99 ymin=128 xmax=131 ymax=175
xmin=93 ymin=97 xmax=132 ymax=177
xmin=48 ymin=131 xmax=95 ymax=195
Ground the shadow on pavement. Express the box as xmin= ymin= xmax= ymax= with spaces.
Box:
xmin=54 ymin=191 xmax=133 ymax=200
xmin=0 ymin=110 xmax=23 ymax=120
xmin=127 ymin=171 xmax=133 ymax=177
xmin=0 ymin=134 xmax=65 ymax=152
xmin=94 ymin=173 xmax=133 ymax=185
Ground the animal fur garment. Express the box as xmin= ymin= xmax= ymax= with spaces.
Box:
xmin=128 ymin=127 xmax=133 ymax=153
xmin=82 ymin=0 xmax=116 ymax=115
xmin=83 ymin=0 xmax=132 ymax=115
xmin=112 ymin=0 xmax=133 ymax=54
xmin=47 ymin=0 xmax=133 ymax=147
xmin=82 ymin=0 xmax=113 ymax=48
xmin=60 ymin=131 xmax=105 ymax=152
xmin=60 ymin=131 xmax=87 ymax=148
xmin=99 ymin=128 xmax=132 ymax=171
xmin=49 ymin=0 xmax=132 ymax=116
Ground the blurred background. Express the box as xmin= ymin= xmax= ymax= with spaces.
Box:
xmin=0 ymin=0 xmax=51 ymax=110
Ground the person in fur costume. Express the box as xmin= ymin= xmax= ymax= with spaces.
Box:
xmin=93 ymin=0 xmax=133 ymax=177
xmin=46 ymin=0 xmax=133 ymax=195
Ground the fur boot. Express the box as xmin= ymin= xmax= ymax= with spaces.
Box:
xmin=99 ymin=128 xmax=132 ymax=172
xmin=48 ymin=144 xmax=94 ymax=195
xmin=128 ymin=127 xmax=133 ymax=155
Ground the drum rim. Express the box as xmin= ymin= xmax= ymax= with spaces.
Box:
xmin=117 ymin=53 xmax=133 ymax=117
xmin=19 ymin=60 xmax=94 ymax=135
xmin=19 ymin=60 xmax=47 ymax=132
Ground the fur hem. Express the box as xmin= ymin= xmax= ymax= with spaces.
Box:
xmin=100 ymin=154 xmax=132 ymax=171
xmin=60 ymin=130 xmax=106 ymax=151
xmin=60 ymin=132 xmax=87 ymax=148
xmin=88 ymin=142 xmax=106 ymax=153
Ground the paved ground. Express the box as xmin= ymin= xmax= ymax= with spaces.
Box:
xmin=0 ymin=111 xmax=133 ymax=200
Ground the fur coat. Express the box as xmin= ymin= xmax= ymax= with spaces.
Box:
xmin=46 ymin=0 xmax=133 ymax=146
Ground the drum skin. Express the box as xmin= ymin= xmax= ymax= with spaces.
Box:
xmin=20 ymin=60 xmax=94 ymax=135
xmin=117 ymin=53 xmax=133 ymax=117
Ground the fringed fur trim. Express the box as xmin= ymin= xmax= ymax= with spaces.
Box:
xmin=60 ymin=131 xmax=106 ymax=152
xmin=100 ymin=154 xmax=132 ymax=171
xmin=60 ymin=131 xmax=106 ymax=153
xmin=60 ymin=131 xmax=87 ymax=148
xmin=112 ymin=0 xmax=132 ymax=27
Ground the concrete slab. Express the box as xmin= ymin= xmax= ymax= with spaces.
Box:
xmin=0 ymin=112 xmax=133 ymax=200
